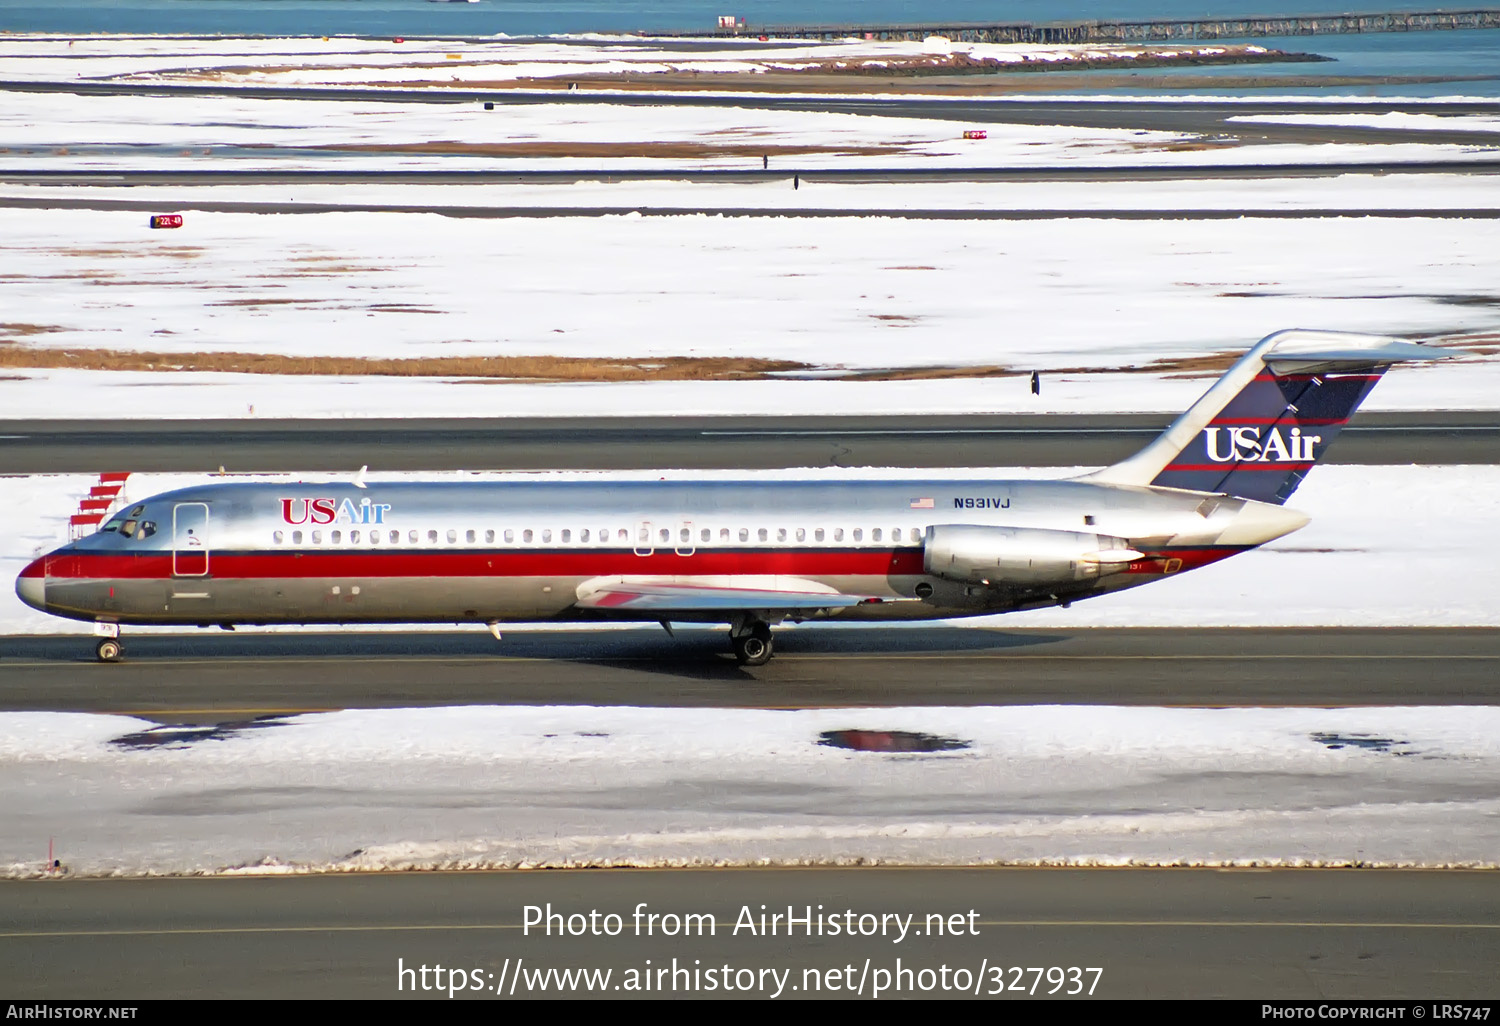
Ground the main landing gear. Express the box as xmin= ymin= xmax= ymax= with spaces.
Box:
xmin=730 ymin=620 xmax=774 ymax=666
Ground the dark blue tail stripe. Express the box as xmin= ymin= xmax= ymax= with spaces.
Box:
xmin=1151 ymin=368 xmax=1387 ymax=503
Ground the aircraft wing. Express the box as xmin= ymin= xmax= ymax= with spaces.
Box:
xmin=574 ymin=575 xmax=877 ymax=613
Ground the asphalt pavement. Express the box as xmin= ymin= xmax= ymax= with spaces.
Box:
xmin=1 ymin=412 xmax=1493 ymax=474
xmin=5 ymin=868 xmax=1500 ymax=998
xmin=4 ymin=627 xmax=1497 ymax=722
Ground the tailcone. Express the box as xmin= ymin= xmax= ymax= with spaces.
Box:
xmin=1216 ymin=501 xmax=1310 ymax=547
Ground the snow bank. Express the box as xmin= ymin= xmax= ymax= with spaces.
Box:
xmin=4 ymin=703 xmax=1497 ymax=876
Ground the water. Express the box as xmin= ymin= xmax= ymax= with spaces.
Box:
xmin=1 ymin=1 xmax=1498 ymax=96
xmin=0 ymin=0 xmax=1491 ymax=38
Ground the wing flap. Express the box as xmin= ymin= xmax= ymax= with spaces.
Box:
xmin=575 ymin=575 xmax=874 ymax=613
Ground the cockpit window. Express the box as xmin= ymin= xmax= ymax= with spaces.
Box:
xmin=129 ymin=505 xmax=145 ymax=517
xmin=101 ymin=517 xmax=123 ymax=533
xmin=138 ymin=521 xmax=157 ymax=539
xmin=119 ymin=519 xmax=138 ymax=538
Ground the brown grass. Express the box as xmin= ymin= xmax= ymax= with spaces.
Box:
xmin=0 ymin=347 xmax=813 ymax=381
xmin=0 ymin=323 xmax=65 ymax=339
xmin=7 ymin=337 xmax=1481 ymax=384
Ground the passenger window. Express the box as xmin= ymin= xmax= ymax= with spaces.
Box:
xmin=427 ymin=529 xmax=438 ymax=544
xmin=757 ymin=528 xmax=768 ymax=542
xmin=680 ymin=528 xmax=690 ymax=543
xmin=833 ymin=528 xmax=844 ymax=542
xmin=408 ymin=530 xmax=418 ymax=544
xmin=561 ymin=529 xmax=571 ymax=543
xmin=911 ymin=527 xmax=922 ymax=542
xmin=504 ymin=529 xmax=514 ymax=544
xmin=349 ymin=530 xmax=359 ymax=543
xmin=700 ymin=528 xmax=710 ymax=543
xmin=659 ymin=528 xmax=670 ymax=543
xmin=293 ymin=530 xmax=304 ymax=545
xmin=447 ymin=529 xmax=457 ymax=544
xmin=776 ymin=528 xmax=787 ymax=542
xmin=523 ymin=529 xmax=533 ymax=543
xmin=720 ymin=528 xmax=730 ymax=542
xmin=739 ymin=528 xmax=749 ymax=542
xmin=542 ymin=529 xmax=552 ymax=543
xmin=390 ymin=530 xmax=399 ymax=544
xmin=853 ymin=528 xmax=863 ymax=542
xmin=871 ymin=528 xmax=882 ymax=542
xmin=273 ymin=530 xmax=284 ymax=545
xmin=617 ymin=528 xmax=628 ymax=542
xmin=580 ymin=529 xmax=590 ymax=543
xmin=370 ymin=530 xmax=380 ymax=545
xmin=796 ymin=528 xmax=805 ymax=542
xmin=467 ymin=529 xmax=477 ymax=544
xmin=485 ymin=529 xmax=494 ymax=544
xmin=311 ymin=530 xmax=322 ymax=544
xmin=815 ymin=528 xmax=825 ymax=542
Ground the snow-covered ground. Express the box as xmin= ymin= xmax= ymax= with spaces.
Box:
xmin=0 ymin=33 xmax=1298 ymax=88
xmin=11 ymin=171 xmax=1500 ymax=211
xmin=5 ymin=702 xmax=1498 ymax=876
xmin=6 ymin=464 xmax=1496 ymax=635
xmin=4 ymin=90 xmax=1497 ymax=172
xmin=2 ymin=206 xmax=1498 ymax=418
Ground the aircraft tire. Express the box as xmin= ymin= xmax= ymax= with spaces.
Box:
xmin=95 ymin=639 xmax=122 ymax=663
xmin=734 ymin=632 xmax=773 ymax=666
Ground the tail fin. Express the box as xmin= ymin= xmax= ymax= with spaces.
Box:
xmin=1084 ymin=329 xmax=1447 ymax=504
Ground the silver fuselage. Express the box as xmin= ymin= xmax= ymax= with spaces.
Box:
xmin=18 ymin=476 xmax=1306 ymax=627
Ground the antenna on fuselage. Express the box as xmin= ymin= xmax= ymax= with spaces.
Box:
xmin=353 ymin=465 xmax=368 ymax=489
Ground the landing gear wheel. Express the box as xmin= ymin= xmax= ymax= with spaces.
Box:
xmin=95 ymin=639 xmax=122 ymax=663
xmin=732 ymin=623 xmax=774 ymax=666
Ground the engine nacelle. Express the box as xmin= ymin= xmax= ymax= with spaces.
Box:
xmin=923 ymin=524 xmax=1142 ymax=586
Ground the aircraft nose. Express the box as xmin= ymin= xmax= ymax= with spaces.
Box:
xmin=15 ymin=556 xmax=46 ymax=611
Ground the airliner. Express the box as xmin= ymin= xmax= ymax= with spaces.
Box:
xmin=16 ymin=329 xmax=1444 ymax=665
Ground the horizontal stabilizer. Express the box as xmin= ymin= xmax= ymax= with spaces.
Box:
xmin=576 ymin=575 xmax=873 ymax=613
xmin=1264 ymin=339 xmax=1448 ymax=373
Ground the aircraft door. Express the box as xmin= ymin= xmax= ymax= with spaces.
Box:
xmin=633 ymin=521 xmax=654 ymax=557
xmin=172 ymin=503 xmax=209 ymax=576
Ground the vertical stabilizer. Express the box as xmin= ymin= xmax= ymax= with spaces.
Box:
xmin=1083 ymin=330 xmax=1446 ymax=504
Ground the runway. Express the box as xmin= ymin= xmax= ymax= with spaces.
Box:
xmin=6 ymin=160 xmax=1500 ymax=189
xmin=2 ymin=412 xmax=1493 ymax=474
xmin=3 ymin=628 xmax=1497 ymax=721
xmin=9 ymin=194 xmax=1500 ymax=220
xmin=5 ymin=869 xmax=1500 ymax=998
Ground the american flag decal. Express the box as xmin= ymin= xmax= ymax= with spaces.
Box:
xmin=909 ymin=497 xmax=934 ymax=509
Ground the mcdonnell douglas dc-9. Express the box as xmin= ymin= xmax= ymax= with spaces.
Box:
xmin=17 ymin=330 xmax=1444 ymax=664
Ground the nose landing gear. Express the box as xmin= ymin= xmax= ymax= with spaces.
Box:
xmin=93 ymin=623 xmax=122 ymax=663
xmin=730 ymin=620 xmax=774 ymax=666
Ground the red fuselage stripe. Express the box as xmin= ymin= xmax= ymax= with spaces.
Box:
xmin=46 ymin=548 xmax=929 ymax=580
xmin=44 ymin=545 xmax=1251 ymax=582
